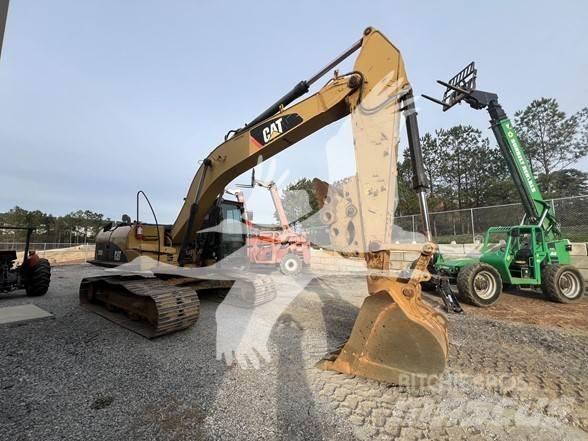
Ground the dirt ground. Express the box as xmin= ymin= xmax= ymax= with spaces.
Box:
xmin=17 ymin=245 xmax=93 ymax=266
xmin=461 ymin=287 xmax=588 ymax=331
xmin=0 ymin=264 xmax=587 ymax=441
xmin=309 ymin=280 xmax=588 ymax=440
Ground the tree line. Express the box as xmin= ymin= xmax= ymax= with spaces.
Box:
xmin=397 ymin=97 xmax=587 ymax=215
xmin=281 ymin=97 xmax=587 ymax=224
xmin=0 ymin=207 xmax=107 ymax=243
xmin=2 ymin=98 xmax=586 ymax=239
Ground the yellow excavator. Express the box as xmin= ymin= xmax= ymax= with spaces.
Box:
xmin=80 ymin=27 xmax=448 ymax=386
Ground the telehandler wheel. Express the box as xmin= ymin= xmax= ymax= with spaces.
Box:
xmin=457 ymin=263 xmax=502 ymax=307
xmin=280 ymin=253 xmax=302 ymax=276
xmin=541 ymin=264 xmax=584 ymax=303
xmin=25 ymin=258 xmax=51 ymax=297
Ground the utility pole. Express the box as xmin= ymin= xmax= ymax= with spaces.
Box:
xmin=0 ymin=0 xmax=8 ymax=60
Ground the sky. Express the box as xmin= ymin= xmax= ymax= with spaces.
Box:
xmin=1 ymin=0 xmax=587 ymax=225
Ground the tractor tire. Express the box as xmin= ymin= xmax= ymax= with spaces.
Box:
xmin=457 ymin=263 xmax=502 ymax=307
xmin=280 ymin=253 xmax=302 ymax=276
xmin=25 ymin=258 xmax=51 ymax=297
xmin=541 ymin=264 xmax=584 ymax=303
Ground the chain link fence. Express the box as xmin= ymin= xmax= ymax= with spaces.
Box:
xmin=4 ymin=196 xmax=584 ymax=251
xmin=0 ymin=243 xmax=95 ymax=265
xmin=307 ymin=195 xmax=588 ymax=245
xmin=398 ymin=194 xmax=588 ymax=244
xmin=0 ymin=242 xmax=94 ymax=252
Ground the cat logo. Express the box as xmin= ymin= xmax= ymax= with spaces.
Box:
xmin=262 ymin=118 xmax=284 ymax=143
xmin=250 ymin=113 xmax=303 ymax=149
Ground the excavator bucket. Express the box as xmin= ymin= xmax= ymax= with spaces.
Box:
xmin=312 ymin=183 xmax=448 ymax=384
xmin=318 ymin=275 xmax=448 ymax=385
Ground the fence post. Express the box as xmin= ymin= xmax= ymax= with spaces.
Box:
xmin=470 ymin=208 xmax=475 ymax=243
xmin=411 ymin=215 xmax=416 ymax=243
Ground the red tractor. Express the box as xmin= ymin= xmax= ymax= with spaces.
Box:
xmin=229 ymin=180 xmax=310 ymax=275
xmin=0 ymin=226 xmax=51 ymax=296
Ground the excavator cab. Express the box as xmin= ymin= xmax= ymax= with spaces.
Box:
xmin=194 ymin=198 xmax=247 ymax=265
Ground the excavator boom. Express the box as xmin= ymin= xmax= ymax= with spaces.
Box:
xmin=172 ymin=28 xmax=425 ymax=263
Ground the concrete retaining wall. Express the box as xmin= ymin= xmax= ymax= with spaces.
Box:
xmin=310 ymin=243 xmax=588 ymax=280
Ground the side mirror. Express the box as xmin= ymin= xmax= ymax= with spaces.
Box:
xmin=246 ymin=211 xmax=254 ymax=221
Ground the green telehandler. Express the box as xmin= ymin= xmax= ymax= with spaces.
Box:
xmin=422 ymin=63 xmax=585 ymax=307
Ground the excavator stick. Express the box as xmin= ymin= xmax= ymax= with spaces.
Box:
xmin=315 ymin=30 xmax=449 ymax=385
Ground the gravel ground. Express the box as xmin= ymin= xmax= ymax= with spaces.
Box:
xmin=0 ymin=264 xmax=587 ymax=441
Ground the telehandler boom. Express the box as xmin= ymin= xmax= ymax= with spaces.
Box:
xmin=81 ymin=28 xmax=448 ymax=385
